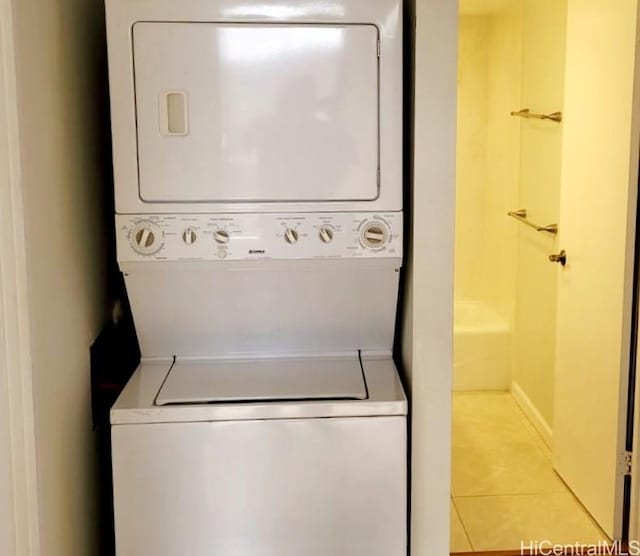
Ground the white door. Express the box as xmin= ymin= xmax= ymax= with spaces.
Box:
xmin=552 ymin=0 xmax=640 ymax=539
xmin=133 ymin=22 xmax=380 ymax=203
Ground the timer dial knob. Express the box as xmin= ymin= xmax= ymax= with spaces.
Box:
xmin=361 ymin=221 xmax=389 ymax=249
xmin=319 ymin=226 xmax=334 ymax=243
xmin=213 ymin=229 xmax=230 ymax=244
xmin=284 ymin=228 xmax=299 ymax=244
xmin=131 ymin=222 xmax=161 ymax=255
xmin=182 ymin=228 xmax=197 ymax=245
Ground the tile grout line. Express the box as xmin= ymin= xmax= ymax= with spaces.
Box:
xmin=506 ymin=391 xmax=609 ymax=540
xmin=452 ymin=496 xmax=475 ymax=552
xmin=452 ymin=392 xmax=610 ymax=548
xmin=454 ymin=491 xmax=566 ymax=499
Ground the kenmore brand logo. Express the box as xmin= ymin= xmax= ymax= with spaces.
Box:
xmin=249 ymin=249 xmax=265 ymax=254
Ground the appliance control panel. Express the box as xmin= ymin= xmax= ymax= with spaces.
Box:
xmin=116 ymin=212 xmax=402 ymax=262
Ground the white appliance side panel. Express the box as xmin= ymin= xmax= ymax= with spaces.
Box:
xmin=133 ymin=22 xmax=379 ymax=203
xmin=105 ymin=0 xmax=402 ymax=213
xmin=122 ymin=260 xmax=400 ymax=357
xmin=112 ymin=417 xmax=407 ymax=556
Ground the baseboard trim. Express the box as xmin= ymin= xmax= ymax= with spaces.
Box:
xmin=511 ymin=381 xmax=553 ymax=449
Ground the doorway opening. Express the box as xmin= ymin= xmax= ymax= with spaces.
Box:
xmin=451 ymin=0 xmax=640 ymax=551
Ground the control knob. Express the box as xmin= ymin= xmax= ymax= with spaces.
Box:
xmin=284 ymin=228 xmax=299 ymax=244
xmin=361 ymin=221 xmax=389 ymax=249
xmin=131 ymin=222 xmax=161 ymax=255
xmin=213 ymin=229 xmax=230 ymax=244
xmin=182 ymin=228 xmax=197 ymax=245
xmin=319 ymin=226 xmax=334 ymax=243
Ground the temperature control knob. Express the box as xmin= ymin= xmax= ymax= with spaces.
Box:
xmin=361 ymin=221 xmax=389 ymax=249
xmin=182 ymin=228 xmax=197 ymax=245
xmin=284 ymin=228 xmax=299 ymax=244
xmin=131 ymin=222 xmax=162 ymax=255
xmin=213 ymin=229 xmax=230 ymax=244
xmin=319 ymin=226 xmax=334 ymax=243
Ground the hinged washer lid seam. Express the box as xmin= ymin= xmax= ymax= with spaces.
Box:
xmin=155 ymin=353 xmax=368 ymax=405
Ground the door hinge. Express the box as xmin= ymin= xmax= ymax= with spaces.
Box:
xmin=619 ymin=451 xmax=633 ymax=476
xmin=377 ymin=39 xmax=381 ymax=58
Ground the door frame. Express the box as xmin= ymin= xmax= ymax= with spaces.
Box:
xmin=625 ymin=0 xmax=640 ymax=541
xmin=0 ymin=0 xmax=40 ymax=553
xmin=448 ymin=0 xmax=640 ymax=548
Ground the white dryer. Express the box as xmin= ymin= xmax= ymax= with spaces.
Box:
xmin=105 ymin=0 xmax=406 ymax=554
xmin=106 ymin=0 xmax=402 ymax=215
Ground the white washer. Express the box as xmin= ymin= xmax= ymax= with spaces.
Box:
xmin=105 ymin=0 xmax=407 ymax=553
xmin=112 ymin=355 xmax=407 ymax=555
xmin=110 ymin=214 xmax=407 ymax=555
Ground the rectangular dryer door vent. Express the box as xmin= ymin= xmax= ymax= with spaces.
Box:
xmin=159 ymin=91 xmax=188 ymax=136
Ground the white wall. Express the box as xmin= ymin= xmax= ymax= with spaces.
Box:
xmin=455 ymin=7 xmax=521 ymax=320
xmin=460 ymin=0 xmax=514 ymax=15
xmin=454 ymin=6 xmax=521 ymax=393
xmin=411 ymin=0 xmax=457 ymax=554
xmin=0 ymin=313 xmax=16 ymax=554
xmin=0 ymin=4 xmax=19 ymax=550
xmin=512 ymin=0 xmax=567 ymax=429
xmin=482 ymin=4 xmax=522 ymax=322
xmin=455 ymin=15 xmax=489 ymax=303
xmin=9 ymin=0 xmax=109 ymax=553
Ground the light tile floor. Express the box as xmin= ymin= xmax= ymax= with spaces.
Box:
xmin=451 ymin=392 xmax=609 ymax=552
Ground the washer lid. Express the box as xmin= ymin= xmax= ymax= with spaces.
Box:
xmin=155 ymin=356 xmax=367 ymax=406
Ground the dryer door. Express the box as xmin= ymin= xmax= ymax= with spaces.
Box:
xmin=132 ymin=22 xmax=380 ymax=203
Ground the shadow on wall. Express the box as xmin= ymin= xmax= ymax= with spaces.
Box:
xmin=67 ymin=1 xmax=137 ymax=554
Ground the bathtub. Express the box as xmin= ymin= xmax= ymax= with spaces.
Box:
xmin=453 ymin=301 xmax=511 ymax=391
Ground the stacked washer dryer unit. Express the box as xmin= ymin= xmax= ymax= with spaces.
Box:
xmin=106 ymin=0 xmax=406 ymax=554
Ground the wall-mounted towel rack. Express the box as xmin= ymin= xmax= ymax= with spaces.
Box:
xmin=510 ymin=108 xmax=562 ymax=123
xmin=508 ymin=209 xmax=558 ymax=235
